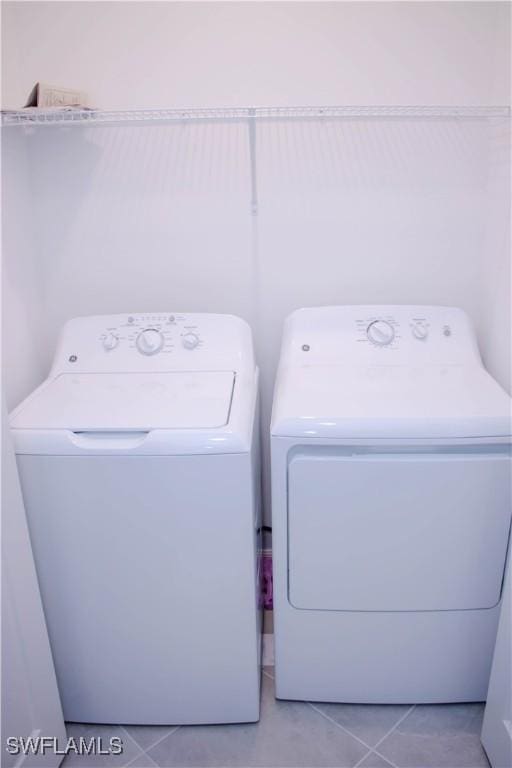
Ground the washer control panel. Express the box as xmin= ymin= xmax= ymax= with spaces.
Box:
xmin=136 ymin=328 xmax=164 ymax=356
xmin=98 ymin=313 xmax=205 ymax=357
xmin=51 ymin=313 xmax=254 ymax=375
xmin=283 ymin=305 xmax=481 ymax=366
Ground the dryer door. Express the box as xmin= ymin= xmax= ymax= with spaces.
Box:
xmin=288 ymin=448 xmax=511 ymax=612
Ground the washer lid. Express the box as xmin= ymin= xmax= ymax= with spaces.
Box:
xmin=272 ymin=364 xmax=512 ymax=439
xmin=10 ymin=371 xmax=235 ymax=432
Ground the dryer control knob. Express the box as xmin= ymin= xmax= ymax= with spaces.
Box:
xmin=367 ymin=320 xmax=395 ymax=346
xmin=136 ymin=328 xmax=164 ymax=355
xmin=102 ymin=333 xmax=119 ymax=351
xmin=182 ymin=332 xmax=200 ymax=350
xmin=411 ymin=321 xmax=428 ymax=340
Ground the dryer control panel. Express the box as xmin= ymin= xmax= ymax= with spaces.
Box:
xmin=49 ymin=313 xmax=254 ymax=376
xmin=282 ymin=305 xmax=482 ymax=366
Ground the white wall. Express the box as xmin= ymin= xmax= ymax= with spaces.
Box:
xmin=1 ymin=2 xmax=510 ymax=110
xmin=23 ymin=119 xmax=255 ymax=358
xmin=1 ymin=130 xmax=48 ymax=409
xmin=475 ymin=116 xmax=512 ymax=395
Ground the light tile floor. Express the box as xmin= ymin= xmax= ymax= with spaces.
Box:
xmin=62 ymin=669 xmax=490 ymax=768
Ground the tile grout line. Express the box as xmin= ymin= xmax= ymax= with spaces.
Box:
xmin=118 ymin=726 xmax=144 ymax=764
xmin=145 ymin=725 xmax=182 ymax=753
xmin=108 ymin=725 xmax=144 ymax=768
xmin=371 ymin=704 xmax=416 ymax=752
xmin=352 ymin=704 xmax=418 ymax=768
xmin=353 ymin=745 xmax=398 ymax=768
xmin=352 ymin=747 xmax=377 ymax=768
xmin=263 ymin=667 xmax=377 ymax=755
xmin=120 ymin=724 xmax=181 ymax=765
xmin=308 ymin=702 xmax=377 ymax=753
xmin=123 ymin=749 xmax=159 ymax=768
xmin=369 ymin=749 xmax=400 ymax=768
xmin=205 ymin=668 xmax=409 ymax=768
xmin=263 ymin=665 xmax=401 ymax=759
xmin=117 ymin=725 xmax=153 ymax=768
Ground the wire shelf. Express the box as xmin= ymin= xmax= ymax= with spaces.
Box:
xmin=256 ymin=105 xmax=511 ymax=120
xmin=1 ymin=105 xmax=510 ymax=127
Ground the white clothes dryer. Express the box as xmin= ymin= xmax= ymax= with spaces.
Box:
xmin=271 ymin=305 xmax=511 ymax=703
xmin=11 ymin=312 xmax=261 ymax=724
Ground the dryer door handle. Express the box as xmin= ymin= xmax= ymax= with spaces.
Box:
xmin=70 ymin=431 xmax=150 ymax=451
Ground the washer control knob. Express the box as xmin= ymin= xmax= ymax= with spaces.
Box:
xmin=103 ymin=333 xmax=119 ymax=351
xmin=411 ymin=321 xmax=428 ymax=341
xmin=136 ymin=328 xmax=164 ymax=355
xmin=367 ymin=320 xmax=395 ymax=346
xmin=182 ymin=332 xmax=200 ymax=350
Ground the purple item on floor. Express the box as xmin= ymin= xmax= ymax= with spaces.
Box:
xmin=261 ymin=553 xmax=273 ymax=610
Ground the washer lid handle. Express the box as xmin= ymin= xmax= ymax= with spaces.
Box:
xmin=70 ymin=431 xmax=150 ymax=451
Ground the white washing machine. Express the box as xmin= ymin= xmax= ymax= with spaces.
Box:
xmin=271 ymin=305 xmax=511 ymax=704
xmin=10 ymin=312 xmax=261 ymax=724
